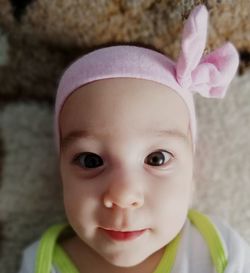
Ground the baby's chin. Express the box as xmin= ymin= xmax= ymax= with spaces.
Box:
xmin=88 ymin=235 xmax=167 ymax=271
xmin=97 ymin=246 xmax=163 ymax=269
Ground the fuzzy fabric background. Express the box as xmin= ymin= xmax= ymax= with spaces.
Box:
xmin=0 ymin=1 xmax=250 ymax=272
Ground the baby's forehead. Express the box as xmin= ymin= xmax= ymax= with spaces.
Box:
xmin=59 ymin=123 xmax=192 ymax=154
xmin=61 ymin=79 xmax=189 ymax=120
xmin=59 ymin=78 xmax=191 ymax=145
xmin=64 ymin=78 xmax=188 ymax=110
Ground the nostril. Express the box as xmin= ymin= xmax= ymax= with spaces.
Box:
xmin=132 ymin=201 xmax=139 ymax=207
xmin=102 ymin=178 xmax=144 ymax=209
xmin=132 ymin=199 xmax=144 ymax=208
xmin=103 ymin=196 xmax=144 ymax=209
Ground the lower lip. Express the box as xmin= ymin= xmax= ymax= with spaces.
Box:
xmin=101 ymin=229 xmax=147 ymax=241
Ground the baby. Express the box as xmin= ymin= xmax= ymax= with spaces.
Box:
xmin=17 ymin=5 xmax=250 ymax=273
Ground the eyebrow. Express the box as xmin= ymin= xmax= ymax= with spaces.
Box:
xmin=60 ymin=128 xmax=189 ymax=151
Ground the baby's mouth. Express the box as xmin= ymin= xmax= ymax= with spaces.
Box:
xmin=100 ymin=228 xmax=148 ymax=241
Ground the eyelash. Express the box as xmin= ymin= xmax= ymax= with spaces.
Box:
xmin=71 ymin=150 xmax=174 ymax=170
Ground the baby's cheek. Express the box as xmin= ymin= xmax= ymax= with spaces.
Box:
xmin=63 ymin=193 xmax=81 ymax=221
xmin=63 ymin=193 xmax=95 ymax=228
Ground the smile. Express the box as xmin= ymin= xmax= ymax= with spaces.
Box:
xmin=100 ymin=228 xmax=147 ymax=241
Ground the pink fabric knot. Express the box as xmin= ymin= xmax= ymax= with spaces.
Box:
xmin=176 ymin=5 xmax=239 ymax=98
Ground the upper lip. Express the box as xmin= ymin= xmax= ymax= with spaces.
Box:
xmin=100 ymin=227 xmax=148 ymax=232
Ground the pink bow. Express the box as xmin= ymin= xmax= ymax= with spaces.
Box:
xmin=176 ymin=5 xmax=239 ymax=98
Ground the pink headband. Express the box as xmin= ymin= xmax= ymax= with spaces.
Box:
xmin=54 ymin=4 xmax=239 ymax=152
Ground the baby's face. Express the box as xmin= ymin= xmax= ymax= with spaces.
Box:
xmin=59 ymin=78 xmax=194 ymax=267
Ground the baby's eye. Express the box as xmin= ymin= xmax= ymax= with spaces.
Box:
xmin=145 ymin=150 xmax=172 ymax=167
xmin=72 ymin=152 xmax=103 ymax=169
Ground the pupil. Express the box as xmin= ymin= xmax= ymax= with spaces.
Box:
xmin=150 ymin=153 xmax=164 ymax=165
xmin=84 ymin=154 xmax=102 ymax=168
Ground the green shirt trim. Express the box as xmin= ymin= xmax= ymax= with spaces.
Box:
xmin=34 ymin=224 xmax=68 ymax=273
xmin=188 ymin=210 xmax=228 ymax=273
xmin=54 ymin=244 xmax=79 ymax=273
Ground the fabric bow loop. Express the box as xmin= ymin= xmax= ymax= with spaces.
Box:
xmin=189 ymin=42 xmax=239 ymax=98
xmin=175 ymin=5 xmax=239 ymax=98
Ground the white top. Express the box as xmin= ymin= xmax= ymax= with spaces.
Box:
xmin=17 ymin=215 xmax=250 ymax=273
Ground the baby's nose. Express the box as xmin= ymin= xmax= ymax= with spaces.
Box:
xmin=102 ymin=169 xmax=144 ymax=209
